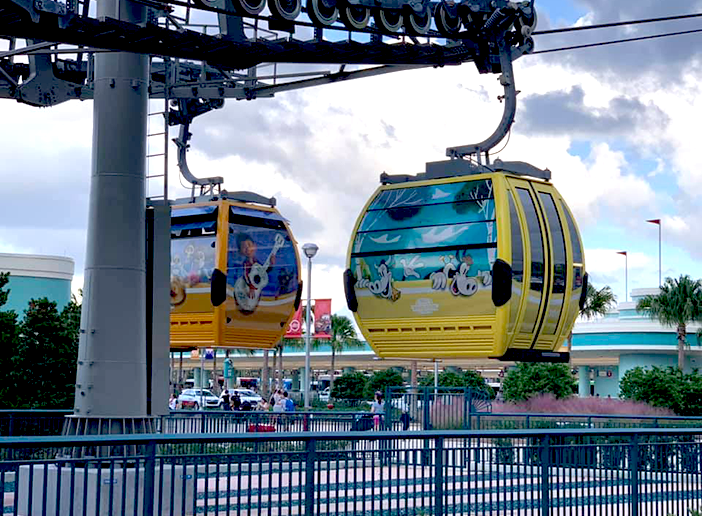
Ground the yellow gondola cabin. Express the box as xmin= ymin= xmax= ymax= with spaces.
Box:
xmin=344 ymin=160 xmax=587 ymax=362
xmin=170 ymin=196 xmax=301 ymax=350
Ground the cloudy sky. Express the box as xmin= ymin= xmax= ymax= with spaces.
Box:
xmin=3 ymin=0 xmax=702 ymax=318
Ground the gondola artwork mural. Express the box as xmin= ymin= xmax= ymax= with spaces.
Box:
xmin=170 ymin=198 xmax=301 ymax=350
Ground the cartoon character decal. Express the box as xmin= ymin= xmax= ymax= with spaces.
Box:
xmin=227 ymin=224 xmax=298 ymax=316
xmin=351 ymin=179 xmax=496 ymax=308
xmin=170 ymin=235 xmax=216 ymax=310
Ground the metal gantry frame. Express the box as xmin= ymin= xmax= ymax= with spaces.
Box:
xmin=0 ymin=0 xmax=536 ymax=433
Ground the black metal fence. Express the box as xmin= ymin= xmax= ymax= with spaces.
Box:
xmin=3 ymin=428 xmax=702 ymax=515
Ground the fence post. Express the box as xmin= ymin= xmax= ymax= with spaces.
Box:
xmin=305 ymin=438 xmax=316 ymax=516
xmin=143 ymin=439 xmax=157 ymax=516
xmin=629 ymin=434 xmax=639 ymax=516
xmin=200 ymin=411 xmax=206 ymax=433
xmin=540 ymin=435 xmax=550 ymax=516
xmin=423 ymin=388 xmax=430 ymax=431
xmin=434 ymin=437 xmax=444 ymax=516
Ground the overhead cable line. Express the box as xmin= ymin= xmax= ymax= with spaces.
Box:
xmin=534 ymin=11 xmax=702 ymax=36
xmin=532 ymin=27 xmax=702 ymax=55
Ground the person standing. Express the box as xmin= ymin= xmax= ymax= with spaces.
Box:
xmin=371 ymin=392 xmax=385 ymax=429
xmin=283 ymin=391 xmax=295 ymax=412
xmin=221 ymin=389 xmax=231 ymax=411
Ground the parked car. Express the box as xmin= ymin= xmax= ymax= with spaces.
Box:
xmin=221 ymin=389 xmax=263 ymax=408
xmin=319 ymin=387 xmax=331 ymax=402
xmin=177 ymin=389 xmax=220 ymax=410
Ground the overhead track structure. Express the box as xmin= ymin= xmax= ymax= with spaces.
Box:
xmin=0 ymin=0 xmax=537 ymax=107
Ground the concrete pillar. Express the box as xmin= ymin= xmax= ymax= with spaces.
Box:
xmin=292 ymin=370 xmax=300 ymax=391
xmin=578 ymin=366 xmax=590 ymax=398
xmin=410 ymin=361 xmax=418 ymax=387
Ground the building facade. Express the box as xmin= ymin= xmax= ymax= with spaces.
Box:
xmin=0 ymin=253 xmax=75 ymax=314
xmin=572 ymin=288 xmax=702 ymax=398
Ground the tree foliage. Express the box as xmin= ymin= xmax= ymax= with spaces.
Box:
xmin=636 ymin=275 xmax=702 ymax=370
xmin=502 ymin=363 xmax=576 ymax=402
xmin=619 ymin=366 xmax=702 ymax=416
xmin=330 ymin=371 xmax=367 ymax=401
xmin=328 ymin=315 xmax=364 ymax=394
xmin=580 ymin=284 xmax=617 ymax=320
xmin=365 ymin=369 xmax=404 ymax=399
xmin=0 ymin=274 xmax=81 ymax=409
xmin=420 ymin=369 xmax=495 ymax=398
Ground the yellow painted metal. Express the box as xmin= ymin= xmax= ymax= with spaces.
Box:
xmin=347 ymin=169 xmax=585 ymax=360
xmin=170 ymin=199 xmax=301 ymax=350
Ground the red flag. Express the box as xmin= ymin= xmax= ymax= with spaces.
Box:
xmin=646 ymin=219 xmax=661 ymax=225
xmin=284 ymin=306 xmax=303 ymax=338
xmin=313 ymin=299 xmax=332 ymax=339
xmin=616 ymin=251 xmax=627 ymax=256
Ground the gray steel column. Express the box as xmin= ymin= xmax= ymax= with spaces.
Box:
xmin=73 ymin=0 xmax=149 ymax=419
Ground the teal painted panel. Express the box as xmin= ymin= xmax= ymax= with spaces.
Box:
xmin=3 ymin=276 xmax=71 ymax=314
xmin=573 ymin=332 xmax=691 ymax=348
xmin=593 ymin=367 xmax=619 ymax=398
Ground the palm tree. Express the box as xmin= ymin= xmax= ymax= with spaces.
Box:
xmin=274 ymin=338 xmax=304 ymax=389
xmin=637 ymin=275 xmax=702 ymax=370
xmin=567 ymin=284 xmax=616 ymax=362
xmin=328 ymin=315 xmax=364 ymax=395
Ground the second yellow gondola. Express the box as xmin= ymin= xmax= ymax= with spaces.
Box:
xmin=170 ymin=196 xmax=302 ymax=350
xmin=344 ymin=159 xmax=587 ymax=362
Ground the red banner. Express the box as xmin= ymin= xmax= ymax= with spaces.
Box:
xmin=313 ymin=299 xmax=332 ymax=339
xmin=284 ymin=306 xmax=303 ymax=338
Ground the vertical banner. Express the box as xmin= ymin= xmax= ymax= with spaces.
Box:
xmin=314 ymin=299 xmax=332 ymax=339
xmin=285 ymin=305 xmax=303 ymax=338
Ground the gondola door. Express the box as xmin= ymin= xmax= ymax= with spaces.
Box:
xmin=506 ymin=178 xmax=552 ymax=350
xmin=529 ymin=182 xmax=570 ymax=351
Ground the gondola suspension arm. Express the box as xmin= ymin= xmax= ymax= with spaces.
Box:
xmin=446 ymin=1 xmax=535 ymax=164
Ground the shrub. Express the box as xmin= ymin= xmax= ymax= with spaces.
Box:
xmin=365 ymin=369 xmax=404 ymax=399
xmin=331 ymin=372 xmax=367 ymax=401
xmin=493 ymin=393 xmax=675 ymax=416
xmin=620 ymin=366 xmax=702 ymax=416
xmin=501 ymin=363 xmax=576 ymax=402
xmin=420 ymin=370 xmax=495 ymax=399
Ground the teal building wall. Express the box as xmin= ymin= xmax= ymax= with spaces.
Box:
xmin=5 ymin=275 xmax=72 ymax=314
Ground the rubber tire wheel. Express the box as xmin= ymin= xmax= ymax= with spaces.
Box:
xmin=233 ymin=0 xmax=266 ymax=15
xmin=374 ymin=8 xmax=403 ymax=32
xmin=307 ymin=0 xmax=338 ymax=26
xmin=404 ymin=4 xmax=431 ymax=35
xmin=269 ymin=0 xmax=302 ymax=20
xmin=434 ymin=1 xmax=461 ymax=37
xmin=339 ymin=3 xmax=370 ymax=29
xmin=193 ymin=402 xmax=200 ymax=411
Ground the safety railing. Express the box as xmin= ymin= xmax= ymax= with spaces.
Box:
xmin=2 ymin=428 xmax=702 ymax=515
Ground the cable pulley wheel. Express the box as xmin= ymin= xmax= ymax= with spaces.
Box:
xmin=269 ymin=0 xmax=302 ymax=20
xmin=307 ymin=0 xmax=339 ymax=26
xmin=374 ymin=8 xmax=403 ymax=32
xmin=339 ymin=3 xmax=371 ymax=29
xmin=404 ymin=4 xmax=431 ymax=35
xmin=434 ymin=1 xmax=461 ymax=36
xmin=232 ymin=0 xmax=266 ymax=15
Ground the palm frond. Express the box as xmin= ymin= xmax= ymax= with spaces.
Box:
xmin=580 ymin=284 xmax=616 ymax=320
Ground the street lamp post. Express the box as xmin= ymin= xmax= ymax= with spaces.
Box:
xmin=302 ymin=243 xmax=318 ymax=410
xmin=646 ymin=219 xmax=662 ymax=287
xmin=617 ymin=251 xmax=628 ymax=302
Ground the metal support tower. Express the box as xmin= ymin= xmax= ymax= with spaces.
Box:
xmin=66 ymin=0 xmax=153 ymax=434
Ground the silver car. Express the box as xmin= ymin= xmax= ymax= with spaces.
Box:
xmin=177 ymin=389 xmax=220 ymax=410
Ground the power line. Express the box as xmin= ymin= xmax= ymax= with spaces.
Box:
xmin=533 ymin=11 xmax=702 ymax=36
xmin=532 ymin=27 xmax=702 ymax=55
